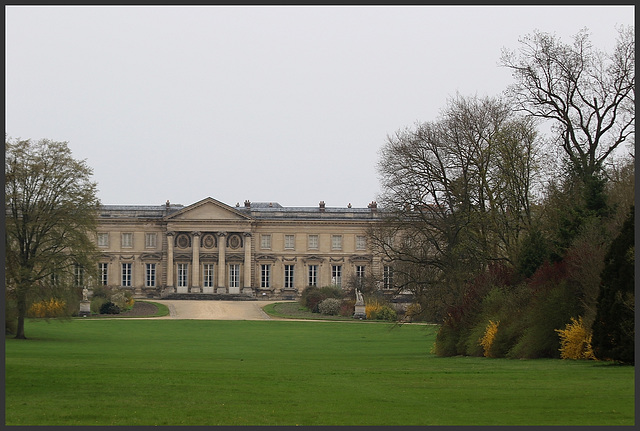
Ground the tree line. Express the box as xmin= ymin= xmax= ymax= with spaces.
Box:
xmin=370 ymin=26 xmax=634 ymax=363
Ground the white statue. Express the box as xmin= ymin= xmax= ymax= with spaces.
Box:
xmin=82 ymin=287 xmax=89 ymax=301
xmin=355 ymin=289 xmax=364 ymax=305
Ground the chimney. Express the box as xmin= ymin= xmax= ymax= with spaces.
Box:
xmin=244 ymin=200 xmax=251 ymax=208
xmin=319 ymin=201 xmax=326 ymax=212
xmin=166 ymin=200 xmax=170 ymax=209
xmin=368 ymin=201 xmax=378 ymax=212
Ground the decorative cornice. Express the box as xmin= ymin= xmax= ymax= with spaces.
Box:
xmin=140 ymin=253 xmax=162 ymax=261
xmin=302 ymin=255 xmax=324 ymax=263
xmin=256 ymin=254 xmax=277 ymax=262
xmin=350 ymin=255 xmax=372 ymax=262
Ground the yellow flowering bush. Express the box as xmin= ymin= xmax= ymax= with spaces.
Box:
xmin=28 ymin=298 xmax=67 ymax=318
xmin=479 ymin=320 xmax=500 ymax=358
xmin=555 ymin=316 xmax=596 ymax=360
xmin=365 ymin=300 xmax=384 ymax=320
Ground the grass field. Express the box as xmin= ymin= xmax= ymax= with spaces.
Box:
xmin=5 ymin=318 xmax=635 ymax=426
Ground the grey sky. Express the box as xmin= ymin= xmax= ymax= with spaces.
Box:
xmin=5 ymin=5 xmax=634 ymax=208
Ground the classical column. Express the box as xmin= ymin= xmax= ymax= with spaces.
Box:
xmin=217 ymin=232 xmax=227 ymax=293
xmin=191 ymin=231 xmax=201 ymax=292
xmin=243 ymin=232 xmax=252 ymax=292
xmin=166 ymin=231 xmax=175 ymax=292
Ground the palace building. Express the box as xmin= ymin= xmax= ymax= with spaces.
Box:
xmin=96 ymin=197 xmax=390 ymax=299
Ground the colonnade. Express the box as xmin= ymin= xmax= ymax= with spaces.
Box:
xmin=165 ymin=231 xmax=253 ymax=294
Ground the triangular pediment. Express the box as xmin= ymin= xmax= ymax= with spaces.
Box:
xmin=165 ymin=197 xmax=252 ymax=221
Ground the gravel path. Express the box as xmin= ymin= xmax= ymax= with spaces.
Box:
xmin=143 ymin=300 xmax=283 ymax=320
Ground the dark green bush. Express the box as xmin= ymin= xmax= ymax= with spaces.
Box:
xmin=99 ymin=301 xmax=120 ymax=315
xmin=434 ymin=322 xmax=460 ymax=357
xmin=508 ymin=281 xmax=579 ymax=359
xmin=592 ymin=205 xmax=635 ymax=364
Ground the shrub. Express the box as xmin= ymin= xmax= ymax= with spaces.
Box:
xmin=592 ymin=205 xmax=635 ymax=364
xmin=91 ymin=297 xmax=108 ymax=314
xmin=91 ymin=285 xmax=110 ymax=299
xmin=300 ymin=286 xmax=344 ymax=313
xmin=365 ymin=300 xmax=397 ymax=321
xmin=508 ymin=281 xmax=580 ymax=359
xmin=111 ymin=291 xmax=134 ymax=311
xmin=339 ymin=299 xmax=355 ymax=317
xmin=555 ymin=316 xmax=596 ymax=360
xmin=27 ymin=298 xmax=67 ymax=318
xmin=365 ymin=301 xmax=383 ymax=320
xmin=376 ymin=305 xmax=397 ymax=322
xmin=434 ymin=321 xmax=460 ymax=357
xmin=479 ymin=320 xmax=500 ymax=358
xmin=318 ymin=298 xmax=341 ymax=315
xmin=100 ymin=301 xmax=121 ymax=315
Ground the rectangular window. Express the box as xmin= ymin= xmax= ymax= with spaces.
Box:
xmin=74 ymin=264 xmax=84 ymax=287
xmin=261 ymin=264 xmax=271 ymax=288
xmin=146 ymin=263 xmax=156 ymax=287
xmin=356 ymin=235 xmax=366 ymax=250
xmin=97 ymin=233 xmax=109 ymax=247
xmin=331 ymin=235 xmax=342 ymax=250
xmin=356 ymin=265 xmax=366 ymax=288
xmin=331 ymin=265 xmax=342 ymax=287
xmin=177 ymin=263 xmax=188 ymax=287
xmin=383 ymin=266 xmax=394 ymax=290
xmin=121 ymin=233 xmax=133 ymax=248
xmin=284 ymin=265 xmax=295 ymax=289
xmin=203 ymin=264 xmax=215 ymax=288
xmin=145 ymin=233 xmax=157 ymax=249
xmin=261 ymin=234 xmax=271 ymax=250
xmin=99 ymin=263 xmax=108 ymax=286
xmin=308 ymin=265 xmax=318 ymax=287
xmin=121 ymin=263 xmax=132 ymax=287
xmin=229 ymin=264 xmax=240 ymax=289
xmin=308 ymin=234 xmax=319 ymax=250
xmin=284 ymin=234 xmax=295 ymax=250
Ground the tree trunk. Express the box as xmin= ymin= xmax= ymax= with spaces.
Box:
xmin=14 ymin=289 xmax=27 ymax=339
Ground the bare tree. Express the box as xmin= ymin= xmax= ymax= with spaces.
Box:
xmin=372 ymin=95 xmax=542 ymax=321
xmin=5 ymin=138 xmax=100 ymax=339
xmin=500 ymin=26 xmax=635 ymax=182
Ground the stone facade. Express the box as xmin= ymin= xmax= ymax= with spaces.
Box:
xmin=95 ymin=197 xmax=388 ymax=299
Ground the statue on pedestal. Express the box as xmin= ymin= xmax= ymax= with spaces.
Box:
xmin=353 ymin=289 xmax=366 ymax=319
xmin=79 ymin=287 xmax=91 ymax=317
xmin=355 ymin=289 xmax=364 ymax=305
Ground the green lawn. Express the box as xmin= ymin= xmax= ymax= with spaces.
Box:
xmin=5 ymin=318 xmax=634 ymax=426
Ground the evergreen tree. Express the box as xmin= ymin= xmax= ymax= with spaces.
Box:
xmin=591 ymin=206 xmax=634 ymax=364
